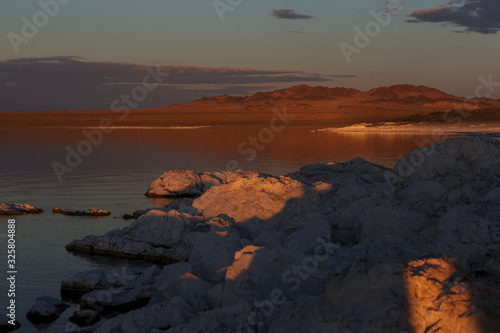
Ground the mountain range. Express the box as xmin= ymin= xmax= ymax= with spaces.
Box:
xmin=189 ymin=84 xmax=494 ymax=110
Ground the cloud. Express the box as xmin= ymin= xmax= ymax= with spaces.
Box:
xmin=0 ymin=56 xmax=347 ymax=111
xmin=407 ymin=0 xmax=500 ymax=34
xmin=272 ymin=9 xmax=314 ymax=20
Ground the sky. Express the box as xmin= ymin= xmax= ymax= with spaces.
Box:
xmin=0 ymin=0 xmax=499 ymax=111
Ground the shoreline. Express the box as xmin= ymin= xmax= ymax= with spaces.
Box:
xmin=315 ymin=121 xmax=500 ymax=134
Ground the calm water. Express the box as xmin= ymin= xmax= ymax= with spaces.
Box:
xmin=0 ymin=125 xmax=453 ymax=332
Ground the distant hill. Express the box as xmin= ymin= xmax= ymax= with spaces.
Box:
xmin=190 ymin=84 xmax=493 ymax=110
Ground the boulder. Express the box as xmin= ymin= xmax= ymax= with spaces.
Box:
xmin=26 ymin=296 xmax=69 ymax=323
xmin=0 ymin=203 xmax=43 ymax=215
xmin=145 ymin=170 xmax=203 ymax=197
xmin=193 ymin=174 xmax=305 ymax=235
xmin=61 ymin=269 xmax=109 ymax=298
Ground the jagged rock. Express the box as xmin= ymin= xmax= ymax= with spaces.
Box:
xmin=393 ymin=135 xmax=500 ymax=183
xmin=60 ymin=136 xmax=500 ymax=332
xmin=0 ymin=203 xmax=43 ymax=215
xmin=26 ymin=296 xmax=69 ymax=323
xmin=405 ymin=258 xmax=489 ymax=333
xmin=53 ymin=208 xmax=111 ymax=216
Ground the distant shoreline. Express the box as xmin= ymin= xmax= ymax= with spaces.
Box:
xmin=315 ymin=121 xmax=500 ymax=135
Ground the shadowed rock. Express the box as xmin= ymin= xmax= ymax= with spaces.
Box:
xmin=26 ymin=296 xmax=69 ymax=323
xmin=52 ymin=208 xmax=111 ymax=216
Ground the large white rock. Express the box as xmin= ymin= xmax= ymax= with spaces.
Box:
xmin=146 ymin=170 xmax=203 ymax=197
xmin=193 ymin=174 xmax=305 ymax=235
xmin=62 ymin=136 xmax=500 ymax=332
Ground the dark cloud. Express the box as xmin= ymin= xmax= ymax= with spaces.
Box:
xmin=0 ymin=56 xmax=346 ymax=111
xmin=272 ymin=9 xmax=314 ymax=20
xmin=407 ymin=0 xmax=500 ymax=34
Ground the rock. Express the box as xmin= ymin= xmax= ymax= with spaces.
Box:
xmin=0 ymin=203 xmax=43 ymax=215
xmin=146 ymin=170 xmax=260 ymax=198
xmin=145 ymin=170 xmax=203 ymax=197
xmin=53 ymin=208 xmax=111 ymax=216
xmin=394 ymin=135 xmax=500 ymax=182
xmin=59 ymin=135 xmax=500 ymax=332
xmin=160 ymin=273 xmax=212 ymax=312
xmin=69 ymin=309 xmax=101 ymax=326
xmin=26 ymin=296 xmax=69 ymax=323
xmin=93 ymin=297 xmax=192 ymax=333
xmin=186 ymin=222 xmax=250 ymax=282
xmin=80 ymin=285 xmax=153 ymax=313
xmin=154 ymin=262 xmax=193 ymax=286
xmin=193 ymin=174 xmax=305 ymax=235
xmin=66 ymin=209 xmax=203 ymax=263
xmin=405 ymin=258 xmax=484 ymax=333
xmin=0 ymin=315 xmax=21 ymax=332
xmin=61 ymin=269 xmax=109 ymax=299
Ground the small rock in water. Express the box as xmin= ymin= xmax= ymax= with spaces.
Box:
xmin=53 ymin=208 xmax=111 ymax=216
xmin=0 ymin=203 xmax=43 ymax=215
xmin=26 ymin=296 xmax=69 ymax=323
xmin=0 ymin=315 xmax=21 ymax=332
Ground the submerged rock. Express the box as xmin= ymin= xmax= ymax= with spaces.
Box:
xmin=26 ymin=296 xmax=69 ymax=323
xmin=0 ymin=203 xmax=43 ymax=215
xmin=63 ymin=136 xmax=500 ymax=332
xmin=52 ymin=208 xmax=111 ymax=216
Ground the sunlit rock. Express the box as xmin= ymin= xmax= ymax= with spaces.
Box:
xmin=0 ymin=203 xmax=43 ymax=215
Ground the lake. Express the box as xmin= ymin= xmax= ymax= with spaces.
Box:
xmin=0 ymin=125 xmax=455 ymax=332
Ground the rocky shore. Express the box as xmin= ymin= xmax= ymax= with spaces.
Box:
xmin=33 ymin=135 xmax=500 ymax=332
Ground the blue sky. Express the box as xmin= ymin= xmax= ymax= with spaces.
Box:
xmin=0 ymin=0 xmax=499 ymax=111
